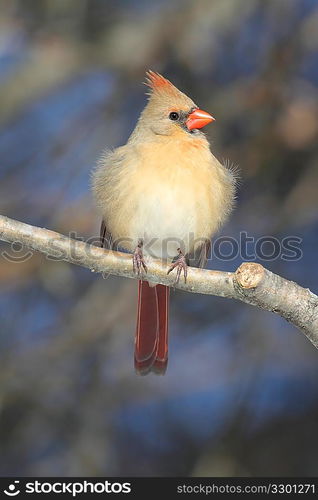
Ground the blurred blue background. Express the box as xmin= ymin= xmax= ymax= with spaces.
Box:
xmin=0 ymin=0 xmax=318 ymax=476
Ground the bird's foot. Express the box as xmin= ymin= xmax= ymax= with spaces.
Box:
xmin=133 ymin=240 xmax=147 ymax=276
xmin=167 ymin=248 xmax=188 ymax=284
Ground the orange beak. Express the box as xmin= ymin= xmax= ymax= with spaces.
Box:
xmin=186 ymin=108 xmax=215 ymax=131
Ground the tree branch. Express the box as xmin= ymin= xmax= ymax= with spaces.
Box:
xmin=1 ymin=214 xmax=318 ymax=347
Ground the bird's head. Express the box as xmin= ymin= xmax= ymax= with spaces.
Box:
xmin=136 ymin=71 xmax=215 ymax=139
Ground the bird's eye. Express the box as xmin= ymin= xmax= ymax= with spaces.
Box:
xmin=169 ymin=111 xmax=179 ymax=121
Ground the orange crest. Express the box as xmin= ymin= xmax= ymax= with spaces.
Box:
xmin=144 ymin=70 xmax=173 ymax=93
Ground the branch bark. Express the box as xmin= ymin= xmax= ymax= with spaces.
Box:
xmin=1 ymin=214 xmax=318 ymax=347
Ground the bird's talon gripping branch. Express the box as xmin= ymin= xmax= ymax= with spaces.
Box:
xmin=167 ymin=248 xmax=188 ymax=284
xmin=133 ymin=240 xmax=147 ymax=275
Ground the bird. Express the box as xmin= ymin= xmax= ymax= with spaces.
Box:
xmin=92 ymin=70 xmax=236 ymax=375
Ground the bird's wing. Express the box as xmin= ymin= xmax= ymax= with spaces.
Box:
xmin=100 ymin=219 xmax=113 ymax=249
xmin=198 ymin=238 xmax=211 ymax=269
xmin=188 ymin=238 xmax=211 ymax=269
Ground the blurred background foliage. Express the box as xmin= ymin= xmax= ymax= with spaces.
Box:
xmin=0 ymin=0 xmax=318 ymax=477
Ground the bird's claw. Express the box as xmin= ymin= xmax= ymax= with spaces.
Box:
xmin=133 ymin=240 xmax=147 ymax=276
xmin=167 ymin=248 xmax=188 ymax=284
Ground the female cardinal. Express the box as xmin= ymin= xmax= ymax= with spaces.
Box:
xmin=92 ymin=71 xmax=235 ymax=375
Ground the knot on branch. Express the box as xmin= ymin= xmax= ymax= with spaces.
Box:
xmin=235 ymin=262 xmax=265 ymax=289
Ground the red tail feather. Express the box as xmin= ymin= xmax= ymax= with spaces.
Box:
xmin=152 ymin=284 xmax=169 ymax=374
xmin=134 ymin=281 xmax=169 ymax=375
